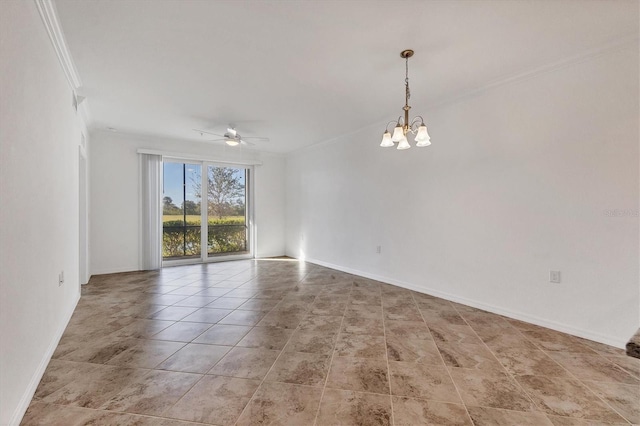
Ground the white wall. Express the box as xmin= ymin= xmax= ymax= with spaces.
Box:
xmin=89 ymin=131 xmax=286 ymax=275
xmin=0 ymin=2 xmax=84 ymax=424
xmin=254 ymin=153 xmax=286 ymax=257
xmin=286 ymin=44 xmax=639 ymax=348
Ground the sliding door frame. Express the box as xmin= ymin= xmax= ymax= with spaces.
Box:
xmin=161 ymin=157 xmax=255 ymax=267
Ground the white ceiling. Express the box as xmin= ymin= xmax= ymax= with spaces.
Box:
xmin=55 ymin=0 xmax=638 ymax=153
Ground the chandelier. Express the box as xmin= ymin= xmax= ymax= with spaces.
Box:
xmin=380 ymin=49 xmax=431 ymax=150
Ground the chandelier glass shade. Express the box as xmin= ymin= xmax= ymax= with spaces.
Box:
xmin=380 ymin=49 xmax=431 ymax=150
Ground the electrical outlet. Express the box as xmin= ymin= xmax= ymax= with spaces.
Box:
xmin=58 ymin=271 xmax=64 ymax=286
xmin=376 ymin=245 xmax=381 ymax=254
xmin=549 ymin=270 xmax=561 ymax=283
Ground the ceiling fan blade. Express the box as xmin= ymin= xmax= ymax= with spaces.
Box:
xmin=240 ymin=139 xmax=256 ymax=146
xmin=207 ymin=138 xmax=227 ymax=142
xmin=240 ymin=137 xmax=270 ymax=142
xmin=193 ymin=128 xmax=225 ymax=137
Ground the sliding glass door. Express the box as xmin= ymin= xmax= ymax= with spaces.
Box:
xmin=162 ymin=160 xmax=251 ymax=264
xmin=205 ymin=165 xmax=249 ymax=257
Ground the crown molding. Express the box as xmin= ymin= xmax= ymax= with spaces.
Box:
xmin=425 ymin=34 xmax=639 ymax=112
xmin=290 ymin=34 xmax=639 ymax=156
xmin=34 ymin=0 xmax=82 ymax=90
xmin=35 ymin=0 xmax=92 ymax=126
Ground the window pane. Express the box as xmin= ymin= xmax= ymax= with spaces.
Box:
xmin=162 ymin=162 xmax=202 ymax=259
xmin=206 ymin=165 xmax=248 ymax=256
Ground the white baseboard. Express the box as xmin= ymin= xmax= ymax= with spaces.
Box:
xmin=90 ymin=265 xmax=139 ymax=276
xmin=9 ymin=292 xmax=80 ymax=425
xmin=303 ymin=257 xmax=626 ymax=349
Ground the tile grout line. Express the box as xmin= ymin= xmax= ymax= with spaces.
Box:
xmin=412 ymin=294 xmax=476 ymax=426
xmin=311 ymin=281 xmax=354 ymax=426
xmin=156 ymin=267 xmax=258 ymax=422
xmin=150 ymin=263 xmax=257 ymax=422
xmin=456 ymin=307 xmax=633 ymax=425
xmin=503 ymin=322 xmax=634 ymax=424
xmin=449 ymin=305 xmax=543 ymax=415
xmin=33 ymin=261 xmax=636 ymax=425
xmin=35 ymin=400 xmax=214 ymax=425
xmin=232 ymin=266 xmax=319 ymax=426
xmin=379 ymin=286 xmax=397 ymax=426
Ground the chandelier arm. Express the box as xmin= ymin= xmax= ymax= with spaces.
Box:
xmin=409 ymin=116 xmax=424 ymax=131
xmin=385 ymin=120 xmax=399 ymax=132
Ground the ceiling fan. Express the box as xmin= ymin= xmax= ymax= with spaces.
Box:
xmin=193 ymin=126 xmax=270 ymax=147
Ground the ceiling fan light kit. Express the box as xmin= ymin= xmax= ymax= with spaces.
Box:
xmin=380 ymin=49 xmax=432 ymax=150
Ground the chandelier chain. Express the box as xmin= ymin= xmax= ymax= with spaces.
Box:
xmin=379 ymin=49 xmax=430 ymax=150
xmin=405 ymin=56 xmax=411 ymax=104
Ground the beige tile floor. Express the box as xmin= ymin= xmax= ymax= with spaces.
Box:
xmin=23 ymin=259 xmax=639 ymax=425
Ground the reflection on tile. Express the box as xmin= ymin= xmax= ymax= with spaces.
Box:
xmin=193 ymin=324 xmax=252 ymax=345
xmin=449 ymin=368 xmax=534 ymax=412
xmin=392 ymin=397 xmax=472 ymax=426
xmin=164 ymin=375 xmax=260 ymax=424
xmin=265 ymin=351 xmax=331 ymax=386
xmin=172 ymin=295 xmax=217 ymax=308
xmin=515 ymin=375 xmax=626 ymax=422
xmin=149 ymin=306 xmax=198 ymax=321
xmin=100 ymin=370 xmax=200 ymax=415
xmin=326 ymin=356 xmax=389 ymax=394
xmin=237 ymin=298 xmax=280 ymax=311
xmin=113 ymin=319 xmax=175 ymax=339
xmin=316 ymin=389 xmax=392 ymax=426
xmin=181 ymin=308 xmax=233 ymax=324
xmin=157 ymin=343 xmax=229 ymax=373
xmin=107 ymin=340 xmax=185 ymax=369
xmin=235 ymin=382 xmax=323 ymax=426
xmin=217 ymin=309 xmax=269 ymax=326
xmin=207 ymin=297 xmax=249 ymax=309
xmin=389 ymin=361 xmax=460 ymax=403
xmin=150 ymin=321 xmax=211 ymax=343
xmin=209 ymin=347 xmax=279 ymax=379
xmin=467 ymin=406 xmax=553 ymax=425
